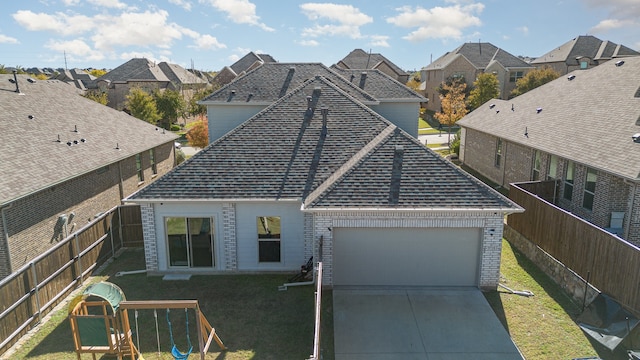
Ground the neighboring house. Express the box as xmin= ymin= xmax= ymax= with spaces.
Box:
xmin=54 ymin=68 xmax=97 ymax=90
xmin=531 ymin=35 xmax=640 ymax=75
xmin=457 ymin=56 xmax=640 ymax=245
xmin=126 ymin=76 xmax=522 ymax=290
xmin=212 ymin=52 xmax=277 ymax=86
xmin=200 ymin=62 xmax=425 ymax=142
xmin=421 ymin=42 xmax=533 ymax=112
xmin=335 ymin=48 xmax=410 ymax=84
xmin=0 ymin=74 xmax=178 ymax=279
xmin=93 ymin=58 xmax=208 ymax=110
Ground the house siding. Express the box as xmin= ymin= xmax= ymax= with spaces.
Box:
xmin=207 ymin=104 xmax=266 ymax=143
xmin=0 ymin=143 xmax=174 ymax=279
xmin=312 ymin=211 xmax=504 ymax=290
xmin=369 ymin=102 xmax=419 ymax=137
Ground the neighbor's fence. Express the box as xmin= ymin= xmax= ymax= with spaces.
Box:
xmin=0 ymin=204 xmax=143 ymax=356
xmin=308 ymin=262 xmax=323 ymax=360
xmin=507 ymin=181 xmax=640 ymax=314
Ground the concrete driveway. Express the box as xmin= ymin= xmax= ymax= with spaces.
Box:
xmin=333 ymin=288 xmax=523 ymax=359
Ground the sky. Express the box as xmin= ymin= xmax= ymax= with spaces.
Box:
xmin=1 ymin=0 xmax=639 ymax=73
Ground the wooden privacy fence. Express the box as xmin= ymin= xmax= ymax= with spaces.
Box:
xmin=507 ymin=181 xmax=640 ymax=315
xmin=0 ymin=204 xmax=143 ymax=356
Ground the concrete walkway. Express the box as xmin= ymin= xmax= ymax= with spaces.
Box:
xmin=333 ymin=288 xmax=523 ymax=359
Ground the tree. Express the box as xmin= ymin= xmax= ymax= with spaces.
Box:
xmin=510 ymin=67 xmax=560 ymax=97
xmin=154 ymin=89 xmax=186 ymax=129
xmin=83 ymin=90 xmax=108 ymax=105
xmin=188 ymin=86 xmax=218 ymax=118
xmin=405 ymin=72 xmax=421 ymax=92
xmin=434 ymin=81 xmax=468 ymax=148
xmin=89 ymin=69 xmax=107 ymax=77
xmin=186 ymin=116 xmax=209 ymax=148
xmin=467 ymin=73 xmax=499 ymax=110
xmin=126 ymin=88 xmax=161 ymax=124
xmin=436 ymin=75 xmax=470 ymax=98
xmin=0 ymin=65 xmax=7 ymax=74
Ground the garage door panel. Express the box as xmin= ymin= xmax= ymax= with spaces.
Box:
xmin=333 ymin=228 xmax=480 ymax=287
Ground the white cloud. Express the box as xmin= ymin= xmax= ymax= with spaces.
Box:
xmin=582 ymin=0 xmax=640 ymax=18
xmin=87 ymin=0 xmax=128 ymax=9
xmin=369 ymin=35 xmax=390 ymax=47
xmin=12 ymin=10 xmax=95 ymax=36
xmin=203 ymin=0 xmax=274 ymax=31
xmin=169 ymin=0 xmax=192 ymax=11
xmin=91 ymin=10 xmax=184 ymax=51
xmin=591 ymin=18 xmax=635 ymax=32
xmin=45 ymin=38 xmax=105 ymax=61
xmin=61 ymin=0 xmax=81 ymax=5
xmin=300 ymin=3 xmax=373 ymax=39
xmin=190 ymin=34 xmax=226 ymax=50
xmin=517 ymin=26 xmax=529 ymax=35
xmin=386 ymin=3 xmax=484 ymax=42
xmin=299 ymin=39 xmax=319 ymax=46
xmin=228 ymin=54 xmax=240 ymax=63
xmin=0 ymin=34 xmax=19 ymax=44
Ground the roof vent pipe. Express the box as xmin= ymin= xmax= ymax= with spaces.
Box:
xmin=12 ymin=71 xmax=20 ymax=93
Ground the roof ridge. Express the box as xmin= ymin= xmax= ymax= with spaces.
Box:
xmin=303 ymin=124 xmax=397 ymax=207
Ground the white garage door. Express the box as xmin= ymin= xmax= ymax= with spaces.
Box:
xmin=333 ymin=228 xmax=481 ymax=287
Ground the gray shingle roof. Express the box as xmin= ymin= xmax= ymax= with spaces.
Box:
xmin=97 ymin=58 xmax=170 ymax=82
xmin=330 ymin=67 xmax=426 ymax=101
xmin=424 ymin=42 xmax=531 ymax=70
xmin=336 ymin=49 xmax=409 ymax=77
xmin=200 ymin=63 xmax=378 ymax=105
xmin=130 ymin=76 xmax=518 ymax=211
xmin=458 ymin=56 xmax=640 ymax=181
xmin=229 ymin=52 xmax=276 ymax=74
xmin=531 ymin=35 xmax=640 ymax=65
xmin=0 ymin=75 xmax=177 ymax=205
xmin=158 ymin=62 xmax=207 ymax=85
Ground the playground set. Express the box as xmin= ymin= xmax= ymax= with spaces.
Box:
xmin=68 ymin=281 xmax=226 ymax=359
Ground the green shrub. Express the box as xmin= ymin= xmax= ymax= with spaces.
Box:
xmin=451 ymin=130 xmax=461 ymax=155
xmin=170 ymin=124 xmax=181 ymax=131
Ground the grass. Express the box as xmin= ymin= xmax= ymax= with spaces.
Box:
xmin=9 ymin=248 xmax=332 ymax=359
xmin=485 ymin=239 xmax=629 ymax=360
xmin=9 ymin=242 xmax=632 ymax=360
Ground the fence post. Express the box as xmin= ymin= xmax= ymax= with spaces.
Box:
xmin=74 ymin=233 xmax=83 ymax=285
xmin=118 ymin=206 xmax=124 ymax=249
xmin=30 ymin=262 xmax=42 ymax=325
xmin=109 ymin=212 xmax=116 ymax=259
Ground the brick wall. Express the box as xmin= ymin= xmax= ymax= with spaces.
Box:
xmin=462 ymin=130 xmax=639 ymax=244
xmin=0 ymin=142 xmax=175 ymax=278
xmin=462 ymin=129 xmax=533 ymax=188
xmin=140 ymin=203 xmax=158 ymax=271
xmin=222 ymin=202 xmax=237 ymax=270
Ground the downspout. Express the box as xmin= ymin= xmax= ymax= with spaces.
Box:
xmin=1 ymin=203 xmax=14 ymax=273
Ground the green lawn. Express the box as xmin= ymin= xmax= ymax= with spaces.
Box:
xmin=8 ymin=242 xmax=631 ymax=359
xmin=10 ymin=249 xmax=331 ymax=359
xmin=485 ymin=239 xmax=629 ymax=360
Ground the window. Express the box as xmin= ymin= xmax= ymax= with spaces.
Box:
xmin=547 ymin=155 xmax=558 ymax=180
xmin=149 ymin=149 xmax=157 ymax=175
xmin=494 ymin=138 xmax=503 ymax=167
xmin=509 ymin=71 xmax=524 ymax=82
xmin=257 ymin=216 xmax=281 ymax=262
xmin=135 ymin=153 xmax=144 ymax=182
xmin=563 ymin=161 xmax=574 ymax=200
xmin=165 ymin=217 xmax=214 ymax=268
xmin=532 ymin=150 xmax=542 ymax=181
xmin=582 ymin=168 xmax=597 ymax=210
xmin=580 ymin=61 xmax=588 ymax=69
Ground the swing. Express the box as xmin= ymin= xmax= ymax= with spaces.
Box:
xmin=166 ymin=308 xmax=193 ymax=360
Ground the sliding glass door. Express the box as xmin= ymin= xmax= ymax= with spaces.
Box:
xmin=165 ymin=217 xmax=214 ymax=268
